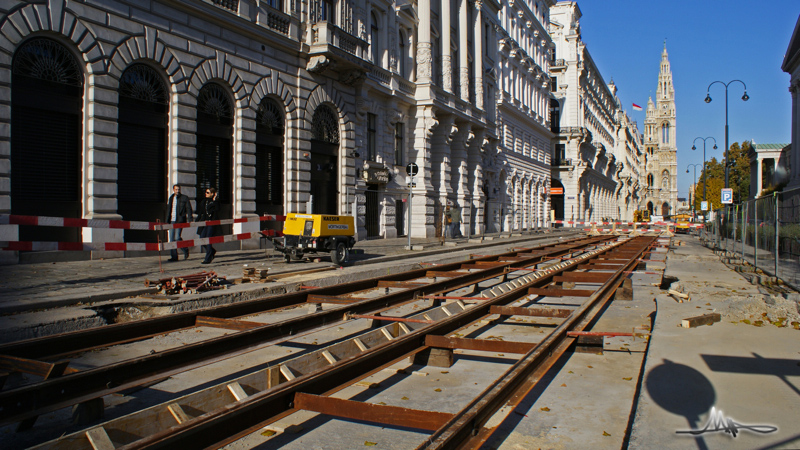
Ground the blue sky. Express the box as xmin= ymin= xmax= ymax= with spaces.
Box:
xmin=573 ymin=1 xmax=800 ymax=198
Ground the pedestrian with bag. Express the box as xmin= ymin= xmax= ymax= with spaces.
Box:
xmin=198 ymin=187 xmax=220 ymax=264
xmin=166 ymin=184 xmax=193 ymax=261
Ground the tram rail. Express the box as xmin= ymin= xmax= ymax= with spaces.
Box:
xmin=24 ymin=235 xmax=660 ymax=449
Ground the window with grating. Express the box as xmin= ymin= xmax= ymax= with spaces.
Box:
xmin=312 ymin=105 xmax=339 ymax=144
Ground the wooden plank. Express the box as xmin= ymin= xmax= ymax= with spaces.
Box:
xmin=266 ymin=366 xmax=281 ymax=389
xmin=681 ymin=313 xmax=721 ymax=328
xmin=0 ymin=355 xmax=74 ymax=378
xmin=425 ymin=335 xmax=536 ymax=354
xmin=527 ymin=288 xmax=595 ymax=297
xmin=306 ymin=294 xmax=358 ymax=304
xmin=321 ymin=350 xmax=337 ymax=364
xmin=489 ymin=305 xmax=573 ymax=318
xmin=195 ymin=316 xmax=264 ymax=331
xmin=350 ymin=314 xmax=433 ymax=324
xmin=426 ymin=270 xmax=470 ymax=278
xmin=85 ymin=426 xmax=115 ymax=450
xmin=553 ymin=272 xmax=612 ymax=283
xmin=279 ymin=365 xmax=296 ymax=381
xmin=376 ymin=281 xmax=430 ymax=288
xmin=294 ymin=393 xmax=454 ymax=431
xmin=353 ymin=338 xmax=368 ymax=351
xmin=168 ymin=403 xmax=192 ymax=423
xmin=227 ymin=382 xmax=249 ymax=401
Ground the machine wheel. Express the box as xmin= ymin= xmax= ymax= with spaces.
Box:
xmin=331 ymin=241 xmax=348 ymax=265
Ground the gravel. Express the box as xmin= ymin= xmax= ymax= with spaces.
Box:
xmin=720 ymin=294 xmax=800 ymax=329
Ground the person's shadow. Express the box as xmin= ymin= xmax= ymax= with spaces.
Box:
xmin=645 ymin=359 xmax=716 ymax=450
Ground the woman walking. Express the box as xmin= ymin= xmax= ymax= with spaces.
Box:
xmin=198 ymin=187 xmax=220 ymax=264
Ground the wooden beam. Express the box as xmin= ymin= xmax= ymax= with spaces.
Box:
xmin=85 ymin=427 xmax=115 ymax=450
xmin=376 ymin=281 xmax=430 ymax=288
xmin=681 ymin=313 xmax=721 ymax=328
xmin=168 ymin=403 xmax=192 ymax=424
xmin=426 ymin=271 xmax=470 ymax=278
xmin=195 ymin=316 xmax=264 ymax=331
xmin=0 ymin=355 xmax=75 ymax=378
xmin=489 ymin=305 xmax=573 ymax=318
xmin=306 ymin=294 xmax=358 ymax=304
xmin=350 ymin=314 xmax=433 ymax=324
xmin=425 ymin=335 xmax=536 ymax=354
xmin=528 ymin=288 xmax=595 ymax=297
xmin=293 ymin=393 xmax=454 ymax=431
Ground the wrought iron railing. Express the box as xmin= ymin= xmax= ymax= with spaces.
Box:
xmin=211 ymin=0 xmax=238 ymax=12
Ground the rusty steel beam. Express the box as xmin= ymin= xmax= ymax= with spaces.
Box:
xmin=426 ymin=271 xmax=472 ymax=278
xmin=553 ymin=272 xmax=613 ymax=283
xmin=194 ymin=316 xmax=264 ymax=331
xmin=306 ymin=294 xmax=359 ymax=304
xmin=350 ymin=314 xmax=434 ymax=324
xmin=527 ymin=288 xmax=595 ymax=297
xmin=566 ymin=331 xmax=634 ymax=337
xmin=425 ymin=336 xmax=536 ymax=354
xmin=294 ymin=393 xmax=454 ymax=431
xmin=489 ymin=306 xmax=573 ymax=318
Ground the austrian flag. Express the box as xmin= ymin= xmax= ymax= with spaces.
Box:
xmin=632 ymin=103 xmax=643 ymax=111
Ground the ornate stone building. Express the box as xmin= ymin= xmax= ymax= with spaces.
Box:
xmin=641 ymin=44 xmax=678 ymax=217
xmin=548 ymin=2 xmax=644 ymax=223
xmin=783 ymin=15 xmax=800 ymax=190
xmin=0 ymin=0 xmax=558 ymax=263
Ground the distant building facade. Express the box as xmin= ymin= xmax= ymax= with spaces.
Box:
xmin=642 ymin=44 xmax=678 ymax=217
xmin=547 ymin=1 xmax=644 ymax=223
xmin=748 ymin=142 xmax=791 ymax=198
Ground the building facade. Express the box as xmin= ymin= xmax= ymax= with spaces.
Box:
xmin=548 ymin=1 xmax=643 ymax=224
xmin=783 ymin=15 xmax=800 ymax=190
xmin=0 ymin=0 xmax=559 ymax=263
xmin=641 ymin=44 xmax=678 ymax=217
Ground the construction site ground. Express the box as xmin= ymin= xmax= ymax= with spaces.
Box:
xmin=0 ymin=230 xmax=798 ymax=449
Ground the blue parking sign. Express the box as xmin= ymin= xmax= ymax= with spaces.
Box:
xmin=721 ymin=188 xmax=733 ymax=204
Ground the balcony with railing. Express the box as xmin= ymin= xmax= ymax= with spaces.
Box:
xmin=205 ymin=0 xmax=299 ymax=40
xmin=311 ymin=21 xmax=369 ymax=59
xmin=551 ymin=58 xmax=567 ymax=69
xmin=552 ymin=157 xmax=572 ymax=167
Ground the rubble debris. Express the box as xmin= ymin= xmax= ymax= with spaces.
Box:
xmin=145 ymin=271 xmax=227 ymax=295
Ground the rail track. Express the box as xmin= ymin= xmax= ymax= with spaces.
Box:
xmin=0 ymin=234 xmax=664 ymax=449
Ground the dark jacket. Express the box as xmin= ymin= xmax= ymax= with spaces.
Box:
xmin=167 ymin=193 xmax=193 ymax=224
xmin=198 ymin=198 xmax=220 ymax=222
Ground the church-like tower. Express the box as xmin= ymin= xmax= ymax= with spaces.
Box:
xmin=642 ymin=43 xmax=678 ymax=216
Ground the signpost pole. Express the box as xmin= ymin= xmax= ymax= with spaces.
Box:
xmin=407 ymin=187 xmax=412 ymax=249
xmin=405 ymin=163 xmax=419 ymax=250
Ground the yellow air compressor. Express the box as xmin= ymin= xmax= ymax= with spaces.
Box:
xmin=271 ymin=213 xmax=356 ymax=265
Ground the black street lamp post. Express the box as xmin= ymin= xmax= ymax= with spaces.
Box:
xmin=686 ymin=163 xmax=702 ymax=220
xmin=691 ymin=136 xmax=717 ymax=203
xmin=705 ymin=80 xmax=749 ymax=188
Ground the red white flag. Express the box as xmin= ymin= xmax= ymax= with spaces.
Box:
xmin=632 ymin=103 xmax=643 ymax=111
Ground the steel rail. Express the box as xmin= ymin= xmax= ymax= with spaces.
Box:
xmin=420 ymin=236 xmax=656 ymax=449
xmin=100 ymin=237 xmax=642 ymax=449
xmin=0 ymin=237 xmax=611 ymax=427
xmin=0 ymin=235 xmax=599 ymax=360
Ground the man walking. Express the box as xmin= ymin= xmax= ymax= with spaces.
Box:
xmin=167 ymin=184 xmax=193 ymax=261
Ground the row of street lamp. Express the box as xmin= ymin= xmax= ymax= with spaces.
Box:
xmin=683 ymin=80 xmax=749 ymax=219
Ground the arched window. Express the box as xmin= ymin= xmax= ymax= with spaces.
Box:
xmin=661 ymin=123 xmax=669 ymax=144
xmin=312 ymin=104 xmax=339 ymax=144
xmin=117 ymin=63 xmax=169 ymax=243
xmin=647 ymin=173 xmax=654 ymax=187
xmin=310 ymin=105 xmax=339 ymax=214
xmin=255 ymin=98 xmax=285 ymax=219
xmin=196 ymin=83 xmax=233 ymax=224
xmin=370 ymin=12 xmax=380 ymax=65
xmin=11 ymin=37 xmax=83 ymax=242
xmin=662 ymin=170 xmax=670 ymax=191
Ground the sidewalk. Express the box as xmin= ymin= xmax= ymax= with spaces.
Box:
xmin=629 ymin=235 xmax=800 ymax=449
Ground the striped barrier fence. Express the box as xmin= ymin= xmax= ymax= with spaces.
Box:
xmin=2 ymin=230 xmax=283 ymax=252
xmin=0 ymin=214 xmax=286 ymax=231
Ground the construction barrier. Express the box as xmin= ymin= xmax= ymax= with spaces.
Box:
xmin=0 ymin=214 xmax=285 ymax=252
xmin=553 ymin=219 xmax=703 ymax=228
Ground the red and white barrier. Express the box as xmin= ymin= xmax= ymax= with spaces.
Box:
xmin=0 ymin=214 xmax=285 ymax=231
xmin=2 ymin=230 xmax=283 ymax=252
xmin=553 ymin=219 xmax=704 ymax=228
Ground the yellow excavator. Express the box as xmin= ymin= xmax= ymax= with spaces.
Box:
xmin=633 ymin=210 xmax=651 ymax=223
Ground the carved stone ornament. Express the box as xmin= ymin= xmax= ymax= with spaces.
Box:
xmin=307 ymin=55 xmax=334 ymax=73
xmin=416 ymin=44 xmax=432 ymax=79
xmin=340 ymin=69 xmax=366 ymax=86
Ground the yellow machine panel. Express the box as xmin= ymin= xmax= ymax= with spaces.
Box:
xmin=282 ymin=214 xmax=355 ymax=238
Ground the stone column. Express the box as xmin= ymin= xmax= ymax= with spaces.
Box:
xmin=416 ymin=0 xmax=432 ymax=84
xmin=411 ymin=105 xmax=438 ymax=237
xmin=458 ymin=0 xmax=469 ymax=101
xmin=441 ymin=0 xmax=452 ymax=93
xmin=473 ymin=0 xmax=484 ymax=110
xmin=86 ymin=74 xmax=123 ymax=259
xmin=468 ymin=133 xmax=487 ymax=235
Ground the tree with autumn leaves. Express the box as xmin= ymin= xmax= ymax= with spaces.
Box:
xmin=693 ymin=141 xmax=751 ymax=211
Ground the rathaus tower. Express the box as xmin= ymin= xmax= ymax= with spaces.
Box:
xmin=643 ymin=43 xmax=678 ymax=216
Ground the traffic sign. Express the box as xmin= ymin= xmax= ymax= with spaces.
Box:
xmin=406 ymin=162 xmax=419 ymax=176
xmin=721 ymin=188 xmax=733 ymax=204
xmin=701 ymin=201 xmax=709 ymax=211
